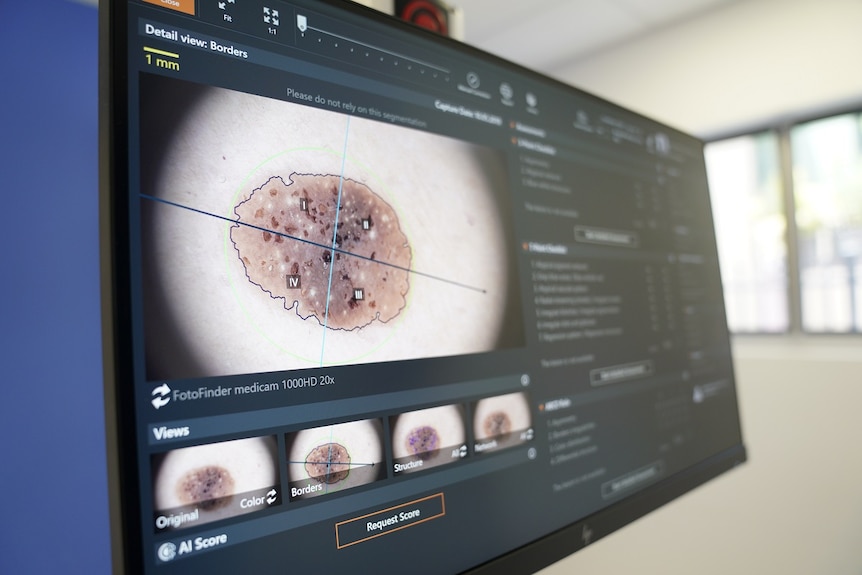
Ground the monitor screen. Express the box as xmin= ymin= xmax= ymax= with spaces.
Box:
xmin=100 ymin=1 xmax=746 ymax=573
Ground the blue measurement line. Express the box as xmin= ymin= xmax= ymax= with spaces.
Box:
xmin=319 ymin=116 xmax=352 ymax=366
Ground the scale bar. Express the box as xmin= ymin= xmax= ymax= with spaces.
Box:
xmin=305 ymin=23 xmax=450 ymax=75
xmin=143 ymin=46 xmax=179 ymax=58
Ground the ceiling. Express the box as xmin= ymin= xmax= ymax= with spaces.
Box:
xmin=454 ymin=0 xmax=739 ymax=75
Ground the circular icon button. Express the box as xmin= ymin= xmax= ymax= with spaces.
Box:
xmin=158 ymin=542 xmax=177 ymax=562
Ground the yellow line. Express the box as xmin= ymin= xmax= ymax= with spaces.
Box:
xmin=144 ymin=46 xmax=179 ymax=58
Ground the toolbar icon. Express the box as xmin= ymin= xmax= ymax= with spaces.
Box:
xmin=218 ymin=0 xmax=235 ymax=22
xmin=264 ymin=6 xmax=280 ymax=26
xmin=157 ymin=542 xmax=177 ymax=562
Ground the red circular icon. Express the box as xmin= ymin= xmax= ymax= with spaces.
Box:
xmin=399 ymin=0 xmax=449 ymax=36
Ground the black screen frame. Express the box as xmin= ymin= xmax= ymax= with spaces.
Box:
xmin=100 ymin=0 xmax=746 ymax=573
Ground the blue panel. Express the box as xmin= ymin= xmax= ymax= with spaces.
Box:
xmin=0 ymin=1 xmax=109 ymax=573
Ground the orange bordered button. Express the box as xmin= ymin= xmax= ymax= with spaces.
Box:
xmin=335 ymin=493 xmax=445 ymax=549
xmin=142 ymin=0 xmax=195 ymax=16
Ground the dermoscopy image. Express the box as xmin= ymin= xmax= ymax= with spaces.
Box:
xmin=390 ymin=404 xmax=466 ymax=473
xmin=286 ymin=419 xmax=385 ymax=500
xmin=472 ymin=392 xmax=532 ymax=452
xmin=152 ymin=436 xmax=279 ymax=530
xmin=231 ymin=173 xmax=412 ymax=332
xmin=140 ymin=74 xmax=524 ymax=379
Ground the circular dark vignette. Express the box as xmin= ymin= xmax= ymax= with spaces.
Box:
xmin=482 ymin=411 xmax=512 ymax=440
xmin=231 ymin=173 xmax=412 ymax=331
xmin=405 ymin=425 xmax=440 ymax=460
xmin=176 ymin=465 xmax=236 ymax=510
xmin=305 ymin=442 xmax=351 ymax=484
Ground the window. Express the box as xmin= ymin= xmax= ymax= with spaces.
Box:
xmin=706 ymin=110 xmax=862 ymax=334
xmin=792 ymin=112 xmax=862 ymax=332
xmin=705 ymin=133 xmax=788 ymax=332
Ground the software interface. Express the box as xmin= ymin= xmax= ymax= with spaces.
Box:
xmin=116 ymin=0 xmax=743 ymax=572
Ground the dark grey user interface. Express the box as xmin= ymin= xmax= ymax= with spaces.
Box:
xmin=108 ymin=1 xmax=744 ymax=573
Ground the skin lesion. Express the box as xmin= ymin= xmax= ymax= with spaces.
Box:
xmin=482 ymin=411 xmax=513 ymax=440
xmin=231 ymin=173 xmax=411 ymax=330
xmin=405 ymin=425 xmax=440 ymax=460
xmin=176 ymin=465 xmax=236 ymax=510
xmin=305 ymin=442 xmax=352 ymax=484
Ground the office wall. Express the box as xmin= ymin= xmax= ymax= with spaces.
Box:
xmin=540 ymin=0 xmax=862 ymax=573
xmin=553 ymin=0 xmax=862 ymax=138
xmin=541 ymin=340 xmax=862 ymax=575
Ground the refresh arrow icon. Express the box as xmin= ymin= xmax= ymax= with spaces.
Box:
xmin=266 ymin=489 xmax=278 ymax=505
xmin=151 ymin=384 xmax=172 ymax=409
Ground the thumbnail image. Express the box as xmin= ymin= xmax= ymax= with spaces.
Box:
xmin=139 ymin=73 xmax=525 ymax=379
xmin=390 ymin=404 xmax=466 ymax=474
xmin=472 ymin=392 xmax=533 ymax=454
xmin=286 ymin=419 xmax=385 ymax=500
xmin=151 ymin=435 xmax=279 ymax=531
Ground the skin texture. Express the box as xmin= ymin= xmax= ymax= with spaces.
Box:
xmin=146 ymin=80 xmax=514 ymax=376
xmin=177 ymin=465 xmax=235 ymax=510
xmin=305 ymin=442 xmax=352 ymax=484
xmin=481 ymin=411 xmax=513 ymax=440
xmin=153 ymin=436 xmax=278 ymax=526
xmin=405 ymin=425 xmax=440 ymax=460
xmin=391 ymin=404 xmax=465 ymax=473
xmin=473 ymin=392 xmax=532 ymax=451
xmin=231 ymin=173 xmax=411 ymax=330
xmin=288 ymin=419 xmax=384 ymax=499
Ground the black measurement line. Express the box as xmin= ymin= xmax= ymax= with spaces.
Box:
xmin=140 ymin=193 xmax=487 ymax=294
xmin=287 ymin=460 xmax=377 ymax=468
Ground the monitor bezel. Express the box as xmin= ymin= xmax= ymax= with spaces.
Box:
xmin=99 ymin=1 xmax=746 ymax=573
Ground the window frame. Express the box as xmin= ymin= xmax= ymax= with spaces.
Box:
xmin=706 ymin=104 xmax=862 ymax=335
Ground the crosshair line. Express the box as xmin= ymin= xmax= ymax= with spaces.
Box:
xmin=321 ymin=118 xmax=352 ymax=364
xmin=287 ymin=460 xmax=377 ymax=467
xmin=140 ymin=193 xmax=488 ymax=294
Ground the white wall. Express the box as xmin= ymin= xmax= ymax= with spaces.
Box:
xmin=540 ymin=338 xmax=862 ymax=575
xmin=537 ymin=0 xmax=862 ymax=573
xmin=553 ymin=0 xmax=862 ymax=138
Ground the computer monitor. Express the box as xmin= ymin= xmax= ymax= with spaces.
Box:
xmin=99 ymin=1 xmax=746 ymax=572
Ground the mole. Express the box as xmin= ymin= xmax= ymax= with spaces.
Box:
xmin=305 ymin=442 xmax=351 ymax=484
xmin=482 ymin=411 xmax=512 ymax=440
xmin=231 ymin=173 xmax=411 ymax=330
xmin=405 ymin=425 xmax=440 ymax=460
xmin=176 ymin=465 xmax=235 ymax=510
